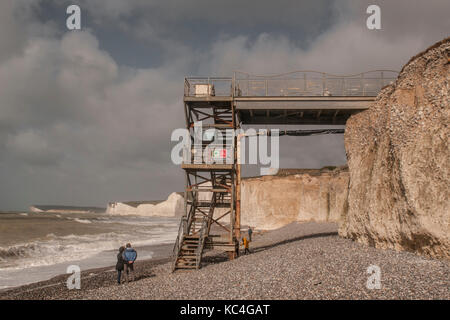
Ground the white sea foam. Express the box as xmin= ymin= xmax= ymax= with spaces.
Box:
xmin=73 ymin=218 xmax=92 ymax=224
xmin=0 ymin=226 xmax=177 ymax=271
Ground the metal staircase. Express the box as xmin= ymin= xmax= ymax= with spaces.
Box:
xmin=172 ymin=78 xmax=238 ymax=271
xmin=172 ymin=193 xmax=216 ymax=270
xmin=172 ymin=71 xmax=397 ymax=271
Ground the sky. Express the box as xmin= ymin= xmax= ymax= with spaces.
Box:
xmin=0 ymin=0 xmax=448 ymax=210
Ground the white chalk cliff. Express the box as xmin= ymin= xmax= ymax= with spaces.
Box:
xmin=241 ymin=168 xmax=349 ymax=230
xmin=107 ymin=192 xmax=184 ymax=217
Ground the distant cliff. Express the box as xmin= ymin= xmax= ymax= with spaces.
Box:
xmin=241 ymin=167 xmax=349 ymax=230
xmin=106 ymin=192 xmax=184 ymax=217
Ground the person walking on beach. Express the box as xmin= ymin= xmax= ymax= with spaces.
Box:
xmin=248 ymin=226 xmax=253 ymax=242
xmin=116 ymin=246 xmax=125 ymax=285
xmin=122 ymin=243 xmax=137 ymax=282
xmin=242 ymin=236 xmax=250 ymax=255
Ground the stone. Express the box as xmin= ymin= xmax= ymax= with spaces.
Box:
xmin=339 ymin=37 xmax=450 ymax=260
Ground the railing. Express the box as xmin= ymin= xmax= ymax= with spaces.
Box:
xmin=172 ymin=188 xmax=197 ymax=271
xmin=234 ymin=70 xmax=398 ymax=97
xmin=183 ymin=70 xmax=398 ymax=98
xmin=195 ymin=193 xmax=216 ymax=268
xmin=172 ymin=216 xmax=187 ymax=271
xmin=196 ymin=217 xmax=208 ymax=268
xmin=185 ymin=193 xmax=196 ymax=235
xmin=184 ymin=77 xmax=233 ymax=97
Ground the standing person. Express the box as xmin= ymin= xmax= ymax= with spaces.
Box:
xmin=248 ymin=226 xmax=253 ymax=242
xmin=242 ymin=236 xmax=250 ymax=255
xmin=122 ymin=243 xmax=137 ymax=282
xmin=115 ymin=246 xmax=125 ymax=285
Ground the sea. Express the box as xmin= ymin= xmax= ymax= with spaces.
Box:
xmin=0 ymin=211 xmax=179 ymax=290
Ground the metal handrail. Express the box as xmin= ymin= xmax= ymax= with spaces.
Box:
xmin=183 ymin=70 xmax=399 ymax=98
xmin=233 ymin=69 xmax=399 ymax=79
xmin=196 ymin=218 xmax=208 ymax=268
xmin=184 ymin=77 xmax=233 ymax=97
xmin=234 ymin=70 xmax=398 ymax=97
xmin=186 ymin=195 xmax=196 ymax=234
xmin=172 ymin=217 xmax=187 ymax=271
xmin=195 ymin=193 xmax=216 ymax=268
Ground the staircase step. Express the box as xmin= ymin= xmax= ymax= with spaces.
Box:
xmin=177 ymin=257 xmax=196 ymax=261
xmin=177 ymin=261 xmax=196 ymax=264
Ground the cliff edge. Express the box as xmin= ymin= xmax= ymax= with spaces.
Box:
xmin=340 ymin=38 xmax=450 ymax=259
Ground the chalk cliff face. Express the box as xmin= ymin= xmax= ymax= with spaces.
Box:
xmin=340 ymin=38 xmax=450 ymax=259
xmin=241 ymin=168 xmax=349 ymax=230
xmin=107 ymin=192 xmax=184 ymax=217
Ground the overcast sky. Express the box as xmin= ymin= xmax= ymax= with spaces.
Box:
xmin=0 ymin=0 xmax=448 ymax=210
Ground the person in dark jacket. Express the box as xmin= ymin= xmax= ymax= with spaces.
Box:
xmin=248 ymin=227 xmax=253 ymax=242
xmin=116 ymin=246 xmax=125 ymax=284
xmin=122 ymin=243 xmax=137 ymax=282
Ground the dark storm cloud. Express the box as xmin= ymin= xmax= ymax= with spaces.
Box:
xmin=0 ymin=0 xmax=448 ymax=210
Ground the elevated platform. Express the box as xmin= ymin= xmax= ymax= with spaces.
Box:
xmin=184 ymin=70 xmax=397 ymax=126
xmin=184 ymin=95 xmax=373 ymax=125
xmin=181 ymin=163 xmax=234 ymax=171
xmin=235 ymin=96 xmax=374 ymax=125
xmin=174 ymin=70 xmax=399 ymax=272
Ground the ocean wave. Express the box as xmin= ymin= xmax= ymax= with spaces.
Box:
xmin=97 ymin=216 xmax=179 ymax=228
xmin=0 ymin=229 xmax=177 ymax=271
xmin=73 ymin=218 xmax=92 ymax=224
xmin=0 ymin=243 xmax=42 ymax=259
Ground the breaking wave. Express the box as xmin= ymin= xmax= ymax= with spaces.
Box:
xmin=0 ymin=228 xmax=177 ymax=270
xmin=73 ymin=218 xmax=92 ymax=224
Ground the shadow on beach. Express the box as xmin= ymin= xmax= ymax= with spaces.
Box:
xmin=201 ymin=230 xmax=338 ymax=265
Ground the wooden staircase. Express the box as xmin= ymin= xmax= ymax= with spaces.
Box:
xmin=172 ymin=192 xmax=216 ymax=271
xmin=174 ymin=234 xmax=200 ymax=270
xmin=173 ymin=90 xmax=238 ymax=272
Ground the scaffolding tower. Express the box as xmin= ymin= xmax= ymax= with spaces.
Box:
xmin=172 ymin=70 xmax=397 ymax=271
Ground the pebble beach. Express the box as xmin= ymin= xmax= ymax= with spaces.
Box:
xmin=1 ymin=222 xmax=449 ymax=300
